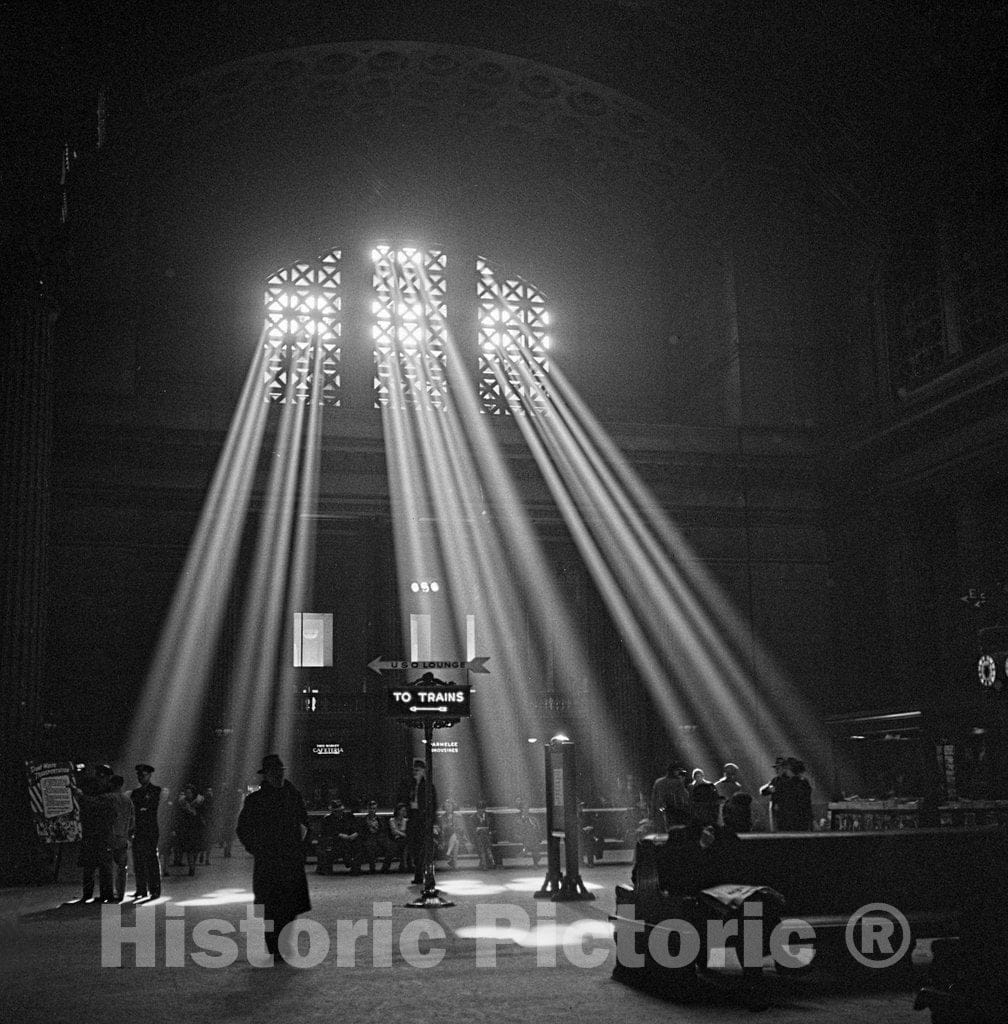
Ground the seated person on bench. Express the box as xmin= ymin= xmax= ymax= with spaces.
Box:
xmin=316 ymin=797 xmax=363 ymax=874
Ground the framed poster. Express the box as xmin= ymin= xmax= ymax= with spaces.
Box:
xmin=26 ymin=761 xmax=81 ymax=844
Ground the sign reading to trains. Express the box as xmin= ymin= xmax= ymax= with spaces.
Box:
xmin=387 ymin=685 xmax=472 ymax=718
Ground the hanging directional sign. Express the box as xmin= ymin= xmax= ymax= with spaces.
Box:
xmin=386 ymin=684 xmax=472 ymax=718
xmin=368 ymin=656 xmax=489 ymax=676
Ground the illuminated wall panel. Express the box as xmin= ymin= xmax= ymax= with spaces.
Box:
xmin=293 ymin=612 xmax=333 ymax=667
xmin=410 ymin=613 xmax=432 ymax=661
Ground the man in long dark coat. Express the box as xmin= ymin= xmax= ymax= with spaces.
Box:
xmin=236 ymin=754 xmax=311 ymax=959
xmin=72 ymin=763 xmax=115 ymax=902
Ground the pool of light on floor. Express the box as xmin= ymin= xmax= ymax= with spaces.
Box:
xmin=172 ymin=888 xmax=256 ymax=907
xmin=454 ymin=920 xmax=614 ymax=947
xmin=434 ymin=876 xmax=604 ymax=897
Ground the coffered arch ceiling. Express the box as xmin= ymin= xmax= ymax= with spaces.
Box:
xmin=9 ymin=1 xmax=1006 ymax=249
xmin=68 ymin=41 xmax=756 ymax=422
xmin=135 ymin=40 xmax=728 ymax=254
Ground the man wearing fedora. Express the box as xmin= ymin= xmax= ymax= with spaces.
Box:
xmin=758 ymin=757 xmax=788 ymax=831
xmin=236 ymin=754 xmax=311 ymax=960
xmin=778 ymin=758 xmax=814 ymax=831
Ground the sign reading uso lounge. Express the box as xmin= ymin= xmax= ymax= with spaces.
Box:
xmin=387 ymin=685 xmax=472 ymax=718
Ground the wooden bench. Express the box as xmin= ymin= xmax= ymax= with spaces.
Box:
xmin=305 ymin=805 xmax=640 ymax=867
xmin=305 ymin=807 xmax=548 ymax=867
xmin=624 ymin=825 xmax=1008 ymax=975
xmin=578 ymin=806 xmax=641 ymax=861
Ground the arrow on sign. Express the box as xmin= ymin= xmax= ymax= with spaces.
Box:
xmin=368 ymin=656 xmax=490 ymax=676
xmin=410 ymin=706 xmax=449 ymax=714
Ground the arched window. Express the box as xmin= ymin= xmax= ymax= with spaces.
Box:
xmin=372 ymin=245 xmax=449 ymax=411
xmin=261 ymin=245 xmax=550 ymax=413
xmin=476 ymin=257 xmax=550 ymax=415
xmin=263 ymin=251 xmax=341 ymax=404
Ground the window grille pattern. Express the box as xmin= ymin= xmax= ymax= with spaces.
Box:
xmin=263 ymin=251 xmax=341 ymax=404
xmin=477 ymin=257 xmax=550 ymax=414
xmin=372 ymin=246 xmax=449 ymax=410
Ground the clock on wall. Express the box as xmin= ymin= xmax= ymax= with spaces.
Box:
xmin=977 ymin=653 xmax=1007 ymax=691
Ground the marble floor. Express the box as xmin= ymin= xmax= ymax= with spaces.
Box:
xmin=2 ymin=855 xmax=931 ymax=1024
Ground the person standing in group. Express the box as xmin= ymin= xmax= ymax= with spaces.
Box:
xmin=397 ymin=757 xmax=436 ymax=885
xmin=236 ymin=754 xmax=311 ymax=961
xmin=716 ymin=763 xmax=752 ymax=833
xmin=176 ymin=784 xmax=205 ymax=877
xmin=439 ymin=799 xmax=468 ymax=870
xmin=130 ymin=764 xmax=162 ymax=899
xmin=776 ymin=758 xmax=814 ymax=831
xmin=72 ymin=763 xmax=115 ymax=902
xmin=219 ymin=786 xmax=243 ymax=859
xmin=470 ymin=799 xmax=498 ymax=870
xmin=650 ymin=763 xmax=690 ymax=829
xmin=107 ymin=775 xmax=135 ymax=902
xmin=793 ymin=759 xmax=814 ymax=829
xmin=714 ymin=763 xmax=743 ymax=802
xmin=687 ymin=768 xmax=722 ymax=827
xmin=758 ymin=757 xmax=788 ymax=831
xmin=197 ymin=786 xmax=214 ymax=865
xmin=514 ymin=797 xmax=542 ymax=866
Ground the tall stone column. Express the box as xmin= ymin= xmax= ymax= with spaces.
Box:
xmin=722 ymin=250 xmax=742 ymax=425
xmin=0 ymin=245 xmax=57 ymax=869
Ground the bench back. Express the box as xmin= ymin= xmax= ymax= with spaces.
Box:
xmin=640 ymin=826 xmax=1008 ymax=917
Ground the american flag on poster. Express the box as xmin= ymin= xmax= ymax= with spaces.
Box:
xmin=26 ymin=761 xmax=82 ymax=843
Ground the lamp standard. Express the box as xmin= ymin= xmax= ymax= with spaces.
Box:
xmin=530 ymin=734 xmax=568 ymax=899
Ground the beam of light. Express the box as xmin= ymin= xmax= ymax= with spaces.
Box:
xmin=422 ymin=361 xmax=650 ymax=795
xmin=497 ymin=362 xmax=717 ymax=768
xmin=555 ymin=355 xmax=825 ymax=774
xmin=217 ymin=356 xmax=311 ymax=796
xmin=504 ymin=349 xmax=771 ymax=770
xmin=403 ymin=402 xmax=539 ymax=801
xmin=272 ymin=339 xmax=324 ymax=760
xmin=119 ymin=330 xmax=271 ymax=782
xmin=493 ymin=321 xmax=833 ymax=792
xmin=376 ymin=248 xmax=634 ymax=805
xmin=381 ymin=353 xmax=540 ymax=798
xmin=437 ymin=301 xmax=641 ymax=796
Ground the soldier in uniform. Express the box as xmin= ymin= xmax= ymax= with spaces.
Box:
xmin=130 ymin=763 xmax=162 ymax=899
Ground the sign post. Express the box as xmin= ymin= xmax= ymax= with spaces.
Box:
xmin=385 ymin=672 xmax=472 ymax=908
